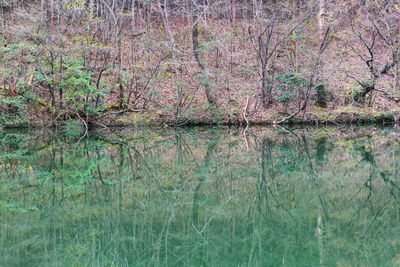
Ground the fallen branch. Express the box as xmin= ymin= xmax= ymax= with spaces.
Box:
xmin=373 ymin=89 xmax=400 ymax=102
xmin=76 ymin=112 xmax=88 ymax=143
xmin=96 ymin=106 xmax=139 ymax=120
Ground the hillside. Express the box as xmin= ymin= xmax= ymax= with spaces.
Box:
xmin=0 ymin=0 xmax=399 ymax=128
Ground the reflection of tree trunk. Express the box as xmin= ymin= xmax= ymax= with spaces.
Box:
xmin=258 ymin=138 xmax=273 ymax=216
xmin=118 ymin=145 xmax=124 ymax=211
xmin=191 ymin=139 xmax=217 ymax=267
xmin=60 ymin=143 xmax=65 ymax=204
xmin=316 ymin=137 xmax=326 ymax=266
xmin=126 ymin=148 xmax=137 ymax=181
xmin=359 ymin=145 xmax=400 ymax=211
xmin=50 ymin=146 xmax=56 ymax=206
xmin=175 ymin=132 xmax=184 ymax=186
xmin=299 ymin=133 xmax=328 ymax=265
xmin=192 ymin=140 xmax=217 ymax=225
xmin=317 ymin=213 xmax=324 ymax=266
xmin=316 ymin=137 xmax=326 ymax=166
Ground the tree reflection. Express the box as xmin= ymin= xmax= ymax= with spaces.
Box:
xmin=0 ymin=127 xmax=399 ymax=266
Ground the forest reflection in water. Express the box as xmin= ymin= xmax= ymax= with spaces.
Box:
xmin=0 ymin=126 xmax=399 ymax=266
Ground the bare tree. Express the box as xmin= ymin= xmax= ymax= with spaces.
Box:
xmin=191 ymin=0 xmax=217 ymax=105
xmin=345 ymin=0 xmax=399 ymax=102
xmin=248 ymin=2 xmax=310 ymax=108
xmin=316 ymin=0 xmax=328 ymax=107
xmin=276 ymin=26 xmax=331 ymax=124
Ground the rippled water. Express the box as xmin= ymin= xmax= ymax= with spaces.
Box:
xmin=0 ymin=126 xmax=399 ymax=266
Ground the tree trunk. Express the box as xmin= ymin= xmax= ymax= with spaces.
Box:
xmin=156 ymin=0 xmax=170 ymax=40
xmin=289 ymin=0 xmax=298 ymax=72
xmin=395 ymin=55 xmax=400 ymax=90
xmin=317 ymin=0 xmax=328 ymax=107
xmin=117 ymin=37 xmax=124 ymax=108
xmin=258 ymin=24 xmax=274 ymax=108
xmin=231 ymin=0 xmax=236 ymax=25
xmin=131 ymin=0 xmax=136 ymax=33
xmin=191 ymin=0 xmax=217 ymax=105
xmin=261 ymin=67 xmax=272 ymax=107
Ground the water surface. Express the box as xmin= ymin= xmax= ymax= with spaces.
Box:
xmin=0 ymin=126 xmax=399 ymax=266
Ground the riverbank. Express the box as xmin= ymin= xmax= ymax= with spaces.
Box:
xmin=1 ymin=105 xmax=398 ymax=130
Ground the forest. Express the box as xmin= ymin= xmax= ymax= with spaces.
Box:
xmin=0 ymin=0 xmax=399 ymax=128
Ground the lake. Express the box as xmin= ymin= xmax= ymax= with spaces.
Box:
xmin=0 ymin=126 xmax=399 ymax=266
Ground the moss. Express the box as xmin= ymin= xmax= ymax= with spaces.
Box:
xmin=117 ymin=112 xmax=160 ymax=127
xmin=314 ymin=106 xmax=396 ymax=124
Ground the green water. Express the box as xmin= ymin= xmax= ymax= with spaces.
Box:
xmin=0 ymin=126 xmax=399 ymax=266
